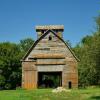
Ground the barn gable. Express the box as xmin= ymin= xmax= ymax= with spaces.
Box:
xmin=22 ymin=25 xmax=78 ymax=89
xmin=22 ymin=29 xmax=79 ymax=62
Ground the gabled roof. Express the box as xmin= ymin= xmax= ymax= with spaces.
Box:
xmin=21 ymin=29 xmax=79 ymax=61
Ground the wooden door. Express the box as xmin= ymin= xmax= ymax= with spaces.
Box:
xmin=24 ymin=70 xmax=37 ymax=89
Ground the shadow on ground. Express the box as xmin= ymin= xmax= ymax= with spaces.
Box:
xmin=91 ymin=96 xmax=100 ymax=100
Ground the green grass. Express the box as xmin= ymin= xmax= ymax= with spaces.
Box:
xmin=0 ymin=87 xmax=100 ymax=100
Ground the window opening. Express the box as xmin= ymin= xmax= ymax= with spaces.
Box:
xmin=49 ymin=36 xmax=52 ymax=41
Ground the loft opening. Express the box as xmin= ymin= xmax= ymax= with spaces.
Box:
xmin=49 ymin=36 xmax=52 ymax=41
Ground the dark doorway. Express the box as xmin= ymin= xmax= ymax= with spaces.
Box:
xmin=38 ymin=72 xmax=62 ymax=88
xmin=68 ymin=81 xmax=72 ymax=89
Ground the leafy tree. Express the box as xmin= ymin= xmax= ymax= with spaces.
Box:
xmin=0 ymin=75 xmax=5 ymax=89
xmin=74 ymin=15 xmax=100 ymax=87
xmin=95 ymin=14 xmax=100 ymax=32
xmin=19 ymin=38 xmax=34 ymax=52
xmin=0 ymin=42 xmax=21 ymax=89
xmin=0 ymin=38 xmax=34 ymax=89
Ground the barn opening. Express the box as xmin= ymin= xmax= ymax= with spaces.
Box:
xmin=68 ymin=81 xmax=72 ymax=89
xmin=38 ymin=72 xmax=62 ymax=88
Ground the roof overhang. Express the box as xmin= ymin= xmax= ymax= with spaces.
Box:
xmin=35 ymin=25 xmax=64 ymax=31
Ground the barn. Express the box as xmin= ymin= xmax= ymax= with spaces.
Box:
xmin=21 ymin=25 xmax=79 ymax=89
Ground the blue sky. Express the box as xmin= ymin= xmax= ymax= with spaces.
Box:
xmin=0 ymin=0 xmax=100 ymax=46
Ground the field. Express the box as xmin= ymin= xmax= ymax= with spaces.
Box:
xmin=0 ymin=87 xmax=100 ymax=100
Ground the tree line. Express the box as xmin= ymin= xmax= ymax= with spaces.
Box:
xmin=0 ymin=15 xmax=100 ymax=89
xmin=0 ymin=39 xmax=34 ymax=89
xmin=73 ymin=15 xmax=100 ymax=87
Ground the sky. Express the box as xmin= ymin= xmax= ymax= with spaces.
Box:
xmin=0 ymin=0 xmax=100 ymax=46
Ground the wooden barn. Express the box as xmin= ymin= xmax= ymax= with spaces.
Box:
xmin=21 ymin=25 xmax=79 ymax=89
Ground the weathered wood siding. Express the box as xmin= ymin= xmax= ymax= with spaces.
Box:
xmin=22 ymin=62 xmax=37 ymax=89
xmin=22 ymin=26 xmax=78 ymax=89
xmin=27 ymin=33 xmax=75 ymax=60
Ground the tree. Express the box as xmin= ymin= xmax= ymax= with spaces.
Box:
xmin=73 ymin=15 xmax=100 ymax=87
xmin=0 ymin=38 xmax=34 ymax=89
xmin=19 ymin=38 xmax=34 ymax=52
xmin=0 ymin=42 xmax=21 ymax=89
xmin=95 ymin=14 xmax=100 ymax=32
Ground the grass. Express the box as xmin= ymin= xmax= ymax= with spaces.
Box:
xmin=0 ymin=87 xmax=100 ymax=100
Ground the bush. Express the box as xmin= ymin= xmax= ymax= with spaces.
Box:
xmin=5 ymin=83 xmax=11 ymax=90
xmin=0 ymin=75 xmax=5 ymax=87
